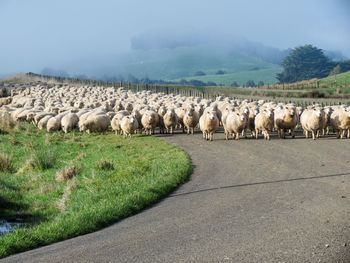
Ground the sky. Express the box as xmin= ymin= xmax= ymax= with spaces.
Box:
xmin=0 ymin=0 xmax=349 ymax=76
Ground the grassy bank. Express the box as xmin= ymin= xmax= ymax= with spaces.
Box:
xmin=0 ymin=122 xmax=192 ymax=258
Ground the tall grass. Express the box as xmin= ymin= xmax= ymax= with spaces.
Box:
xmin=31 ymin=149 xmax=57 ymax=171
xmin=0 ymin=152 xmax=13 ymax=173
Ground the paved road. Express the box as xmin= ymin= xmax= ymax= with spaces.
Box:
xmin=2 ymin=130 xmax=350 ymax=262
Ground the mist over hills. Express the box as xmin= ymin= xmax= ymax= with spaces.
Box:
xmin=38 ymin=34 xmax=346 ymax=86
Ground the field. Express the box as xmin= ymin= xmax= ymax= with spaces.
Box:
xmin=0 ymin=122 xmax=192 ymax=258
xmin=172 ymin=67 xmax=282 ymax=86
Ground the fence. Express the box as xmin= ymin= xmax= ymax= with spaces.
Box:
xmin=1 ymin=72 xmax=349 ymax=106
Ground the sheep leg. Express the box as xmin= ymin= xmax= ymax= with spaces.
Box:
xmin=187 ymin=126 xmax=190 ymax=135
xmin=210 ymin=132 xmax=213 ymax=141
xmin=225 ymin=131 xmax=229 ymax=140
xmin=191 ymin=127 xmax=194 ymax=135
xmin=263 ymin=131 xmax=268 ymax=140
xmin=255 ymin=129 xmax=259 ymax=139
xmin=316 ymin=130 xmax=320 ymax=138
xmin=305 ymin=130 xmax=308 ymax=139
xmin=266 ymin=131 xmax=271 ymax=140
xmin=235 ymin=132 xmax=240 ymax=140
xmin=326 ymin=126 xmax=329 ymax=135
xmin=336 ymin=129 xmax=340 ymax=139
xmin=341 ymin=129 xmax=345 ymax=139
xmin=347 ymin=129 xmax=350 ymax=139
xmin=290 ymin=129 xmax=295 ymax=139
xmin=312 ymin=131 xmax=316 ymax=140
xmin=251 ymin=129 xmax=255 ymax=138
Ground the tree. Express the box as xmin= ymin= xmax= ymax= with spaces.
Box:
xmin=245 ymin=80 xmax=256 ymax=87
xmin=207 ymin=81 xmax=217 ymax=86
xmin=141 ymin=77 xmax=151 ymax=84
xmin=126 ymin=74 xmax=139 ymax=83
xmin=329 ymin=65 xmax=341 ymax=77
xmin=257 ymin=81 xmax=264 ymax=87
xmin=231 ymin=81 xmax=239 ymax=87
xmin=329 ymin=64 xmax=341 ymax=85
xmin=216 ymin=70 xmax=225 ymax=75
xmin=194 ymin=71 xmax=206 ymax=76
xmin=276 ymin=45 xmax=335 ymax=83
xmin=339 ymin=60 xmax=350 ymax=73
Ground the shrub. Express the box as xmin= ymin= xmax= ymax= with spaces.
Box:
xmin=216 ymin=70 xmax=225 ymax=75
xmin=95 ymin=159 xmax=114 ymax=171
xmin=31 ymin=149 xmax=57 ymax=171
xmin=0 ymin=112 xmax=15 ymax=132
xmin=194 ymin=71 xmax=206 ymax=76
xmin=56 ymin=166 xmax=79 ymax=182
xmin=0 ymin=153 xmax=13 ymax=173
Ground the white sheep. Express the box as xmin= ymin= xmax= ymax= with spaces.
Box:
xmin=255 ymin=108 xmax=274 ymax=140
xmin=120 ymin=115 xmax=139 ymax=138
xmin=274 ymin=105 xmax=298 ymax=139
xmin=80 ymin=113 xmax=111 ymax=133
xmin=61 ymin=113 xmax=79 ymax=133
xmin=141 ymin=110 xmax=159 ymax=135
xmin=330 ymin=108 xmax=350 ymax=139
xmin=225 ymin=111 xmax=248 ymax=140
xmin=183 ymin=107 xmax=199 ymax=135
xmin=163 ymin=108 xmax=178 ymax=134
xmin=300 ymin=108 xmax=323 ymax=140
xmin=199 ymin=110 xmax=219 ymax=141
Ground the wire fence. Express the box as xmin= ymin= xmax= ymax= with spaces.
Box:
xmin=1 ymin=72 xmax=349 ymax=106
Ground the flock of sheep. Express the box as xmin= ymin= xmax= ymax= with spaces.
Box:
xmin=1 ymin=83 xmax=350 ymax=141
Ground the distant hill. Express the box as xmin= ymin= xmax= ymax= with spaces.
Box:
xmin=35 ymin=33 xmax=346 ymax=86
xmin=114 ymin=45 xmax=283 ymax=83
xmin=172 ymin=66 xmax=282 ymax=86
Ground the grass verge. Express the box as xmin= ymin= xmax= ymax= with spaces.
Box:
xmin=0 ymin=123 xmax=192 ymax=258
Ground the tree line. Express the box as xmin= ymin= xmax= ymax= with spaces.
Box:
xmin=277 ymin=45 xmax=350 ymax=83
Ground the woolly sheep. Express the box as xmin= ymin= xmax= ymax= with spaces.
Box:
xmin=255 ymin=108 xmax=274 ymax=140
xmin=141 ymin=110 xmax=159 ymax=135
xmin=61 ymin=113 xmax=79 ymax=133
xmin=330 ymin=108 xmax=350 ymax=139
xmin=163 ymin=108 xmax=178 ymax=134
xmin=183 ymin=107 xmax=199 ymax=135
xmin=274 ymin=105 xmax=298 ymax=139
xmin=80 ymin=113 xmax=111 ymax=133
xmin=225 ymin=111 xmax=248 ymax=140
xmin=300 ymin=108 xmax=323 ymax=140
xmin=111 ymin=111 xmax=129 ymax=134
xmin=199 ymin=110 xmax=219 ymax=141
xmin=120 ymin=115 xmax=139 ymax=138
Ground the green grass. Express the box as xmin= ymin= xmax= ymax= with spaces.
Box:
xmin=172 ymin=66 xmax=282 ymax=86
xmin=319 ymin=70 xmax=350 ymax=87
xmin=0 ymin=123 xmax=192 ymax=258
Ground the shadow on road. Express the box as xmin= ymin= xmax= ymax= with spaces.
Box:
xmin=170 ymin=172 xmax=350 ymax=198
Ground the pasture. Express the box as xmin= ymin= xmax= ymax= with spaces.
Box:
xmin=0 ymin=121 xmax=192 ymax=258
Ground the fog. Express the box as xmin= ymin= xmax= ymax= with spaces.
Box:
xmin=0 ymin=0 xmax=349 ymax=77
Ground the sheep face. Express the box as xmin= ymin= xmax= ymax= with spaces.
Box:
xmin=186 ymin=107 xmax=195 ymax=116
xmin=207 ymin=111 xmax=216 ymax=120
xmin=158 ymin=107 xmax=167 ymax=116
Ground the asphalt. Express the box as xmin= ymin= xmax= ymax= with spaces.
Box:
xmin=2 ymin=130 xmax=350 ymax=263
